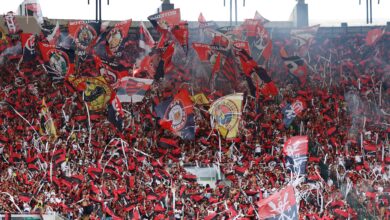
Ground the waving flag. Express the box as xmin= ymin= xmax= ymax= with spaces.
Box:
xmin=254 ymin=11 xmax=270 ymax=24
xmin=155 ymin=89 xmax=195 ymax=139
xmin=68 ymin=20 xmax=100 ymax=54
xmin=209 ymin=93 xmax=243 ymax=139
xmin=139 ymin=21 xmax=155 ymax=52
xmin=365 ymin=28 xmax=385 ymax=46
xmin=46 ymin=21 xmax=61 ymax=45
xmin=257 ymin=185 xmax=298 ymax=220
xmin=68 ymin=76 xmax=112 ymax=111
xmin=148 ymin=8 xmax=181 ymax=31
xmin=116 ymin=77 xmax=153 ymax=103
xmin=290 ymin=25 xmax=319 ymax=56
xmin=236 ymin=49 xmax=278 ymax=97
xmin=39 ymin=42 xmax=75 ymax=81
xmin=283 ymin=136 xmax=308 ymax=175
xmin=192 ymin=43 xmax=212 ymax=62
xmin=282 ymin=55 xmax=308 ymax=86
xmin=104 ymin=19 xmax=132 ymax=57
xmin=39 ymin=98 xmax=57 ymax=142
xmin=20 ymin=33 xmax=37 ymax=62
xmin=107 ymin=93 xmax=124 ymax=131
xmin=243 ymin=19 xmax=272 ymax=64
xmin=172 ymin=21 xmax=189 ymax=53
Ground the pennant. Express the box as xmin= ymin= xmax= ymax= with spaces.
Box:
xmin=148 ymin=8 xmax=181 ymax=31
xmin=38 ymin=42 xmax=75 ymax=81
xmin=283 ymin=136 xmax=308 ymax=175
xmin=116 ymin=76 xmax=153 ymax=103
xmin=155 ymin=89 xmax=195 ymax=139
xmin=209 ymin=93 xmax=243 ymax=139
xmin=257 ymin=185 xmax=298 ymax=220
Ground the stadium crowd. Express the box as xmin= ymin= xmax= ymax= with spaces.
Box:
xmin=0 ymin=10 xmax=390 ymax=220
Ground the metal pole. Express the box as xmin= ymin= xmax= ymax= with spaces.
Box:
xmin=96 ymin=0 xmax=98 ymax=21
xmin=370 ymin=0 xmax=373 ymax=23
xmin=230 ymin=0 xmax=232 ymax=26
xmin=235 ymin=0 xmax=238 ymax=25
xmin=99 ymin=0 xmax=102 ymax=22
xmin=366 ymin=0 xmax=369 ymax=24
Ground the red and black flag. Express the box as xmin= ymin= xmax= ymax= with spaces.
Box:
xmin=235 ymin=49 xmax=278 ymax=97
xmin=38 ymin=42 xmax=75 ymax=81
xmin=68 ymin=20 xmax=100 ymax=54
xmin=155 ymin=89 xmax=195 ymax=139
xmin=158 ymin=138 xmax=178 ymax=148
xmin=290 ymin=25 xmax=319 ymax=57
xmin=115 ymin=76 xmax=154 ymax=103
xmin=147 ymin=8 xmax=181 ymax=32
xmin=242 ymin=19 xmax=272 ymax=65
xmin=281 ymin=50 xmax=308 ymax=86
xmin=105 ymin=19 xmax=132 ymax=57
xmin=172 ymin=21 xmax=189 ymax=53
xmin=52 ymin=149 xmax=66 ymax=167
xmin=20 ymin=33 xmax=37 ymax=62
xmin=107 ymin=92 xmax=124 ymax=131
xmin=365 ymin=28 xmax=385 ymax=46
xmin=19 ymin=193 xmax=33 ymax=203
xmin=283 ymin=136 xmax=308 ymax=175
xmin=139 ymin=21 xmax=155 ymax=52
xmin=257 ymin=185 xmax=298 ymax=220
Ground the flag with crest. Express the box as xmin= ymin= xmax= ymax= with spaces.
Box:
xmin=39 ymin=42 xmax=75 ymax=81
xmin=155 ymin=89 xmax=195 ymax=139
xmin=209 ymin=93 xmax=243 ymax=139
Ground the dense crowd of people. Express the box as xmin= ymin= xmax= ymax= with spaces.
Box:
xmin=0 ymin=11 xmax=390 ymax=220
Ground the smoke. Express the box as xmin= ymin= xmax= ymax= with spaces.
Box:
xmin=0 ymin=42 xmax=22 ymax=65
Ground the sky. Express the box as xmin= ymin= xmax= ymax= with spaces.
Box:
xmin=0 ymin=0 xmax=389 ymax=26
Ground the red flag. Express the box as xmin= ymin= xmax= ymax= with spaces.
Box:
xmin=139 ymin=21 xmax=155 ymax=50
xmin=148 ymin=8 xmax=181 ymax=31
xmin=257 ymin=185 xmax=298 ymax=219
xmin=365 ymin=28 xmax=384 ymax=46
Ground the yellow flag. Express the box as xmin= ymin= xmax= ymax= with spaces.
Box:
xmin=191 ymin=93 xmax=209 ymax=105
xmin=68 ymin=76 xmax=112 ymax=111
xmin=40 ymin=98 xmax=58 ymax=142
xmin=209 ymin=93 xmax=243 ymax=139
